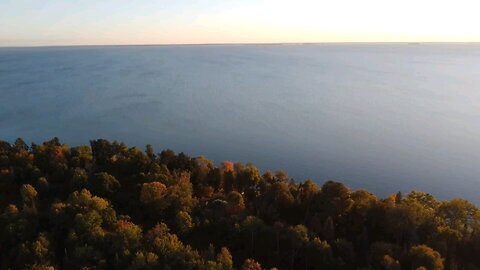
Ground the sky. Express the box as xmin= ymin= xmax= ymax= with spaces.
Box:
xmin=1 ymin=0 xmax=480 ymax=46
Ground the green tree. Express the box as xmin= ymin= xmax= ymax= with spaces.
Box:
xmin=144 ymin=223 xmax=204 ymax=269
xmin=332 ymin=239 xmax=356 ymax=269
xmin=109 ymin=219 xmax=143 ymax=269
xmin=226 ymin=191 xmax=245 ymax=215
xmin=242 ymin=258 xmax=262 ymax=270
xmin=258 ymin=182 xmax=294 ymax=222
xmin=70 ymin=167 xmax=88 ymax=191
xmin=127 ymin=251 xmax=159 ymax=270
xmin=408 ymin=245 xmax=444 ymax=270
xmin=368 ymin=242 xmax=401 ymax=269
xmin=139 ymin=182 xmax=167 ymax=204
xmin=286 ymin=225 xmax=309 ymax=270
xmin=315 ymin=181 xmax=354 ymax=221
xmin=62 ymin=189 xmax=117 ymax=269
xmin=216 ymin=247 xmax=233 ymax=270
xmin=175 ymin=210 xmax=194 ymax=234
xmin=90 ymin=172 xmax=120 ymax=196
xmin=20 ymin=184 xmax=38 ymax=212
xmin=306 ymin=237 xmax=332 ymax=269
xmin=242 ymin=216 xmax=265 ymax=256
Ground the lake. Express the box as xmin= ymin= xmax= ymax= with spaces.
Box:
xmin=1 ymin=43 xmax=479 ymax=203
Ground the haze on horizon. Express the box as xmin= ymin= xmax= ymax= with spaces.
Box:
xmin=1 ymin=0 xmax=480 ymax=47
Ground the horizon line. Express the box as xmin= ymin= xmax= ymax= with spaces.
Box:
xmin=2 ymin=41 xmax=480 ymax=49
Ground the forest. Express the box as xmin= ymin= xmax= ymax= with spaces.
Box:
xmin=0 ymin=138 xmax=479 ymax=270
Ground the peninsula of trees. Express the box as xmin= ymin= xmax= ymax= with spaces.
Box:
xmin=1 ymin=138 xmax=479 ymax=270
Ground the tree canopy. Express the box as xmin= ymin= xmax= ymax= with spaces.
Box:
xmin=0 ymin=138 xmax=479 ymax=269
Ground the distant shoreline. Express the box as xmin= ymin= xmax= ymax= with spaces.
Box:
xmin=2 ymin=41 xmax=480 ymax=49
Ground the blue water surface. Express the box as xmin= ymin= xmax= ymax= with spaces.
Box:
xmin=1 ymin=44 xmax=479 ymax=203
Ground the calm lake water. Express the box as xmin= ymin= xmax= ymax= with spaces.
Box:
xmin=1 ymin=44 xmax=479 ymax=203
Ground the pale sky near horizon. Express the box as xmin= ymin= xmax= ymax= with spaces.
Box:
xmin=1 ymin=0 xmax=479 ymax=47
